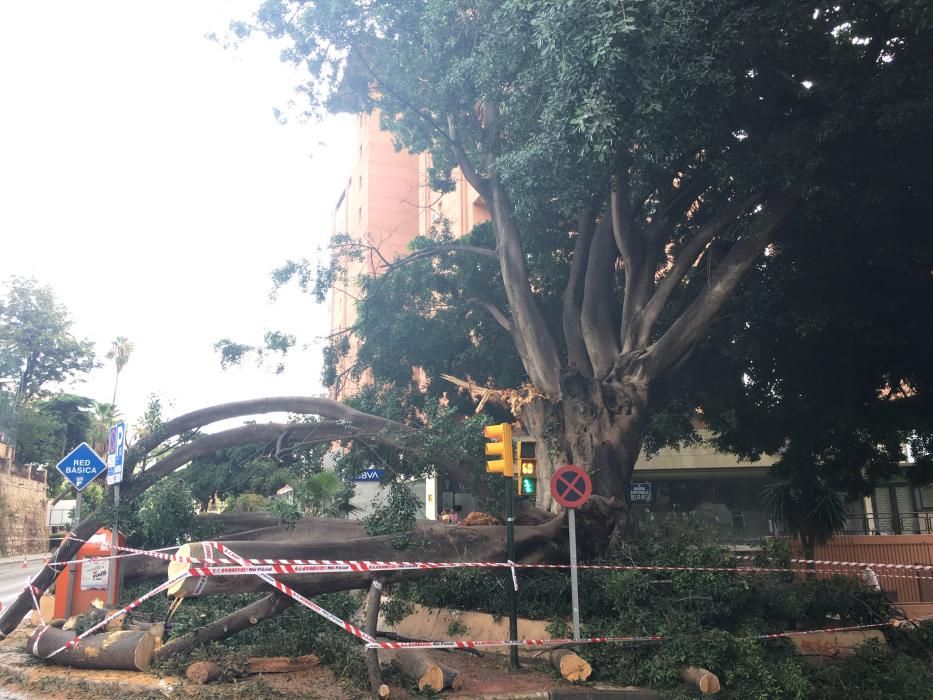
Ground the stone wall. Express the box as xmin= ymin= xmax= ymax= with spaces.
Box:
xmin=0 ymin=462 xmax=49 ymax=557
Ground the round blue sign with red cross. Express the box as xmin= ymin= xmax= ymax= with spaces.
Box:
xmin=550 ymin=465 xmax=592 ymax=509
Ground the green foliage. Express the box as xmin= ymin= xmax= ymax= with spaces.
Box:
xmin=182 ymin=443 xmax=292 ymax=510
xmin=761 ymin=479 xmax=849 ymax=556
xmin=265 ymin=498 xmax=301 ymax=528
xmin=397 ymin=514 xmax=904 ymax=697
xmin=126 ymin=581 xmax=366 ymax=684
xmin=132 ymin=477 xmax=200 ymax=548
xmin=0 ymin=277 xmax=96 ymax=405
xmin=14 ymin=405 xmax=63 ymax=468
xmin=379 ymin=597 xmax=414 ymax=627
xmin=224 ymin=492 xmax=269 ymax=513
xmin=363 ymin=482 xmax=419 ymax=549
xmin=293 ymin=470 xmax=357 ymax=518
xmin=809 ymin=634 xmax=933 ymax=700
xmin=230 ymin=0 xmax=933 ymax=501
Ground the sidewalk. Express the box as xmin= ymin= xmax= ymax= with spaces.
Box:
xmin=0 ymin=553 xmax=47 ymax=566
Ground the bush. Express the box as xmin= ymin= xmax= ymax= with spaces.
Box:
xmin=395 ymin=513 xmax=924 ymax=698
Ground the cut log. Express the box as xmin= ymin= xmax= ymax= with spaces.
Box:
xmin=549 ymin=649 xmax=592 ymax=682
xmin=680 ymin=666 xmax=721 ymax=694
xmin=380 ymin=649 xmax=461 ymax=692
xmin=393 ymin=650 xmax=444 ymax=691
xmin=378 ymin=684 xmax=390 ymax=698
xmin=186 ymin=661 xmax=225 ymax=684
xmin=186 ymin=655 xmax=320 ymax=683
xmin=439 ymin=661 xmax=462 ymax=690
xmin=28 ymin=626 xmax=156 ymax=671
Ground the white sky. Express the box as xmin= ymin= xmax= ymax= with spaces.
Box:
xmin=0 ymin=1 xmax=355 ymax=432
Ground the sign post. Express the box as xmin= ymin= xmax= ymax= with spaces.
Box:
xmin=55 ymin=443 xmax=107 ymax=618
xmin=550 ymin=465 xmax=593 ymax=642
xmin=506 ymin=475 xmax=519 ymax=670
xmin=105 ymin=421 xmax=126 ymax=606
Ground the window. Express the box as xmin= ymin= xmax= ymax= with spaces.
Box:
xmin=920 ymin=485 xmax=933 ymax=510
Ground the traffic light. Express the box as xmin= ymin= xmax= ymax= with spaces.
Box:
xmin=517 ymin=441 xmax=537 ymax=495
xmin=483 ymin=422 xmax=514 ymax=477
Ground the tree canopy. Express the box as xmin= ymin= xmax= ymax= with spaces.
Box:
xmin=225 ymin=0 xmax=933 ymax=504
xmin=0 ymin=277 xmax=96 ymax=407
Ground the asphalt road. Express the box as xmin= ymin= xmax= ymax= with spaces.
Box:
xmin=0 ymin=558 xmax=45 ymax=612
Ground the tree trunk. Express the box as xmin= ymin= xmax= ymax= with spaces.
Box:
xmin=153 ymin=593 xmax=293 ymax=662
xmin=519 ymin=369 xmax=648 ymax=527
xmin=365 ymin=579 xmax=384 ymax=699
xmin=167 ymin=516 xmax=567 ymax=598
xmin=28 ymin=627 xmax=156 ymax=671
xmin=379 ymin=649 xmax=461 ymax=691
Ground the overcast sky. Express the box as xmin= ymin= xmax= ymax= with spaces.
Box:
xmin=1 ymin=1 xmax=355 ymax=432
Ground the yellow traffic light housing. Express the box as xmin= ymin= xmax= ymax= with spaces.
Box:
xmin=516 ymin=441 xmax=537 ymax=495
xmin=483 ymin=422 xmax=514 ymax=477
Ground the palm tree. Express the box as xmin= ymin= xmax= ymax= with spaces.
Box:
xmin=105 ymin=336 xmax=134 ymax=407
xmin=761 ymin=478 xmax=850 ymax=562
xmin=297 ymin=471 xmax=358 ymax=518
xmin=91 ymin=402 xmax=120 ymax=457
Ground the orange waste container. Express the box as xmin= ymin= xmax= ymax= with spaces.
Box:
xmin=53 ymin=528 xmax=125 ymax=619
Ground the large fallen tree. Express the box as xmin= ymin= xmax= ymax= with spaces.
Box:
xmin=0 ymin=395 xmax=622 ymax=646
xmin=0 ymin=396 xmax=496 ymax=640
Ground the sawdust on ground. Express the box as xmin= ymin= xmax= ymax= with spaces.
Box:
xmin=2 ymin=619 xmax=581 ymax=699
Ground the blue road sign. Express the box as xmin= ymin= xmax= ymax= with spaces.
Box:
xmin=56 ymin=442 xmax=107 ymax=492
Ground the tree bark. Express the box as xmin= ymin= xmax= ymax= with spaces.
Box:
xmin=167 ymin=516 xmax=567 ymax=598
xmin=366 ymin=579 xmax=384 ymax=699
xmin=186 ymin=655 xmax=320 ymax=684
xmin=379 ymin=649 xmax=460 ymax=691
xmin=153 ymin=593 xmax=294 ymax=662
xmin=28 ymin=627 xmax=156 ymax=671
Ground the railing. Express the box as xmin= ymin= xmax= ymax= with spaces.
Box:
xmin=842 ymin=512 xmax=933 ymax=536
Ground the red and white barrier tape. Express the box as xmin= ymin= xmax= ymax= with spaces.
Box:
xmin=735 ymin=555 xmax=933 ymax=572
xmin=40 ymin=536 xmax=933 ymax=576
xmin=27 ymin=582 xmax=45 ymax=627
xmin=364 ymin=622 xmax=894 ymax=650
xmin=211 ymin=542 xmax=379 ymax=646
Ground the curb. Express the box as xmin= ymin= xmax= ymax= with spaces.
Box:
xmin=463 ymin=689 xmax=664 ymax=700
xmin=0 ymin=554 xmax=47 ymax=567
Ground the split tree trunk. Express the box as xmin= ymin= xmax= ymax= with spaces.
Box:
xmin=28 ymin=627 xmax=156 ymax=671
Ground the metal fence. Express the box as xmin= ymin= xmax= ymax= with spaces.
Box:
xmin=842 ymin=511 xmax=933 ymax=536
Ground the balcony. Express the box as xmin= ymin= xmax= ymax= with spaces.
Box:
xmin=843 ymin=511 xmax=933 ymax=536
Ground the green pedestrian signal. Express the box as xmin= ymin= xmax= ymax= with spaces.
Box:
xmin=520 ymin=476 xmax=536 ymax=495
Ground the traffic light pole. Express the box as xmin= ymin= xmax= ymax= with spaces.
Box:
xmin=506 ymin=480 xmax=519 ymax=670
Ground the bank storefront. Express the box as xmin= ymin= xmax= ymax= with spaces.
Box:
xmin=630 ymin=435 xmax=778 ymax=542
